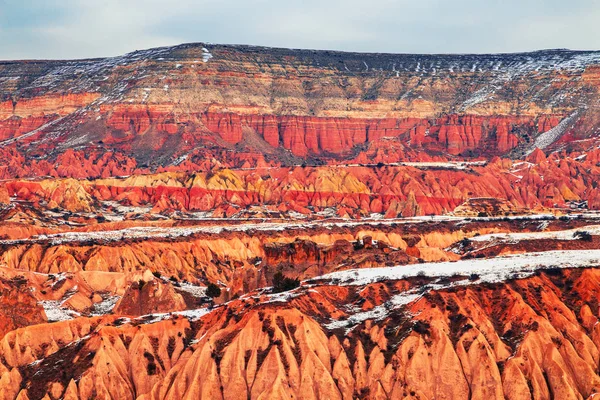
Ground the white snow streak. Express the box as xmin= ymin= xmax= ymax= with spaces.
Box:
xmin=526 ymin=110 xmax=582 ymax=154
xmin=312 ymin=250 xmax=600 ymax=287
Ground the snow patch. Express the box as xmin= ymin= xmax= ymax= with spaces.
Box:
xmin=40 ymin=300 xmax=80 ymax=322
xmin=177 ymin=282 xmax=207 ymax=297
xmin=321 ymin=249 xmax=600 ymax=331
xmin=202 ymin=47 xmax=213 ymax=63
xmin=469 ymin=225 xmax=600 ymax=243
xmin=526 ymin=110 xmax=581 ymax=154
xmin=311 ymin=250 xmax=600 ymax=287
xmin=133 ymin=307 xmax=212 ymax=324
xmin=90 ymin=295 xmax=120 ymax=316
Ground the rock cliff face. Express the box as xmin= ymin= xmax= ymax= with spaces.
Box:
xmin=1 ymin=44 xmax=599 ymax=220
xmin=1 ymin=149 xmax=599 ymax=218
xmin=203 ymin=113 xmax=534 ymax=156
xmin=0 ymin=277 xmax=47 ymax=338
xmin=3 ymin=43 xmax=600 ymax=399
xmin=1 ymin=44 xmax=600 ymax=173
xmin=2 ymin=264 xmax=600 ymax=400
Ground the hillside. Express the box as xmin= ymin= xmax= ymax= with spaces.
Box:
xmin=2 ymin=43 xmax=600 ymax=399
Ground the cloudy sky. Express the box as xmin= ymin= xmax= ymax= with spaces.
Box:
xmin=1 ymin=0 xmax=599 ymax=60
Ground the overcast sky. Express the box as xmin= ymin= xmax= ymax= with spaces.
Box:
xmin=1 ymin=0 xmax=599 ymax=60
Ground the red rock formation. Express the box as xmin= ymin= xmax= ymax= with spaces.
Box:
xmin=197 ymin=112 xmax=546 ymax=156
xmin=0 ymin=44 xmax=598 ymax=176
xmin=2 ymin=267 xmax=599 ymax=399
xmin=4 ymin=147 xmax=600 ymax=219
xmin=0 ymin=93 xmax=99 ymax=119
xmin=113 ymin=278 xmax=187 ymax=316
xmin=527 ymin=147 xmax=547 ymax=164
xmin=0 ymin=277 xmax=47 ymax=339
xmin=1 ymin=43 xmax=600 ymax=399
xmin=0 ymin=185 xmax=9 ymax=204
xmin=0 ymin=115 xmax=54 ymax=141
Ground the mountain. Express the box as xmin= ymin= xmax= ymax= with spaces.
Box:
xmin=1 ymin=44 xmax=600 ymax=218
xmin=2 ymin=44 xmax=600 ymax=165
xmin=1 ymin=43 xmax=600 ymax=399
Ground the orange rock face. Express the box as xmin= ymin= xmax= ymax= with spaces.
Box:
xmin=1 ymin=267 xmax=600 ymax=399
xmin=2 ymin=43 xmax=600 ymax=399
xmin=0 ymin=277 xmax=47 ymax=339
xmin=113 ymin=278 xmax=187 ymax=316
xmin=2 ymin=149 xmax=599 ymax=219
xmin=0 ymin=93 xmax=100 ymax=119
xmin=1 ymin=44 xmax=599 ymax=181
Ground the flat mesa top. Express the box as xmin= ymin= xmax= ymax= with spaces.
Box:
xmin=2 ymin=43 xmax=600 ymax=74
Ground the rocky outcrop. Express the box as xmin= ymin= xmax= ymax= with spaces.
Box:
xmin=143 ymin=268 xmax=600 ymax=400
xmin=0 ymin=93 xmax=100 ymax=119
xmin=2 ymin=267 xmax=600 ymax=399
xmin=4 ymin=148 xmax=600 ymax=218
xmin=0 ymin=316 xmax=190 ymax=400
xmin=207 ymin=113 xmax=539 ymax=156
xmin=263 ymin=238 xmax=412 ymax=280
xmin=0 ymin=115 xmax=54 ymax=142
xmin=1 ymin=44 xmax=599 ymax=175
xmin=0 ymin=227 xmax=415 ymax=295
xmin=0 ymin=277 xmax=47 ymax=339
xmin=113 ymin=278 xmax=187 ymax=316
xmin=0 ymin=185 xmax=9 ymax=205
xmin=1 ymin=216 xmax=594 ymax=297
xmin=2 ymin=43 xmax=600 ymax=399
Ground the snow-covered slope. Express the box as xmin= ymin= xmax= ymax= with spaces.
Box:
xmin=312 ymin=249 xmax=600 ymax=286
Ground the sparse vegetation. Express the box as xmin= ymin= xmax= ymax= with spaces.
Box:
xmin=206 ymin=283 xmax=222 ymax=298
xmin=574 ymin=231 xmax=593 ymax=241
xmin=460 ymin=238 xmax=472 ymax=248
xmin=272 ymin=272 xmax=300 ymax=293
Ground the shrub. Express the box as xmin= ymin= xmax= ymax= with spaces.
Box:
xmin=353 ymin=240 xmax=365 ymax=250
xmin=413 ymin=320 xmax=431 ymax=335
xmin=272 ymin=272 xmax=300 ymax=293
xmin=468 ymin=273 xmax=480 ymax=281
xmin=206 ymin=283 xmax=222 ymax=298
xmin=574 ymin=231 xmax=593 ymax=242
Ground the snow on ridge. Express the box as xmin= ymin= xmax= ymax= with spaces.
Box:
xmin=376 ymin=50 xmax=600 ymax=75
xmin=2 ymin=213 xmax=600 ymax=247
xmin=526 ymin=109 xmax=582 ymax=154
xmin=22 ymin=46 xmax=173 ymax=93
xmin=326 ymin=292 xmax=421 ymax=331
xmin=177 ymin=282 xmax=207 ymax=297
xmin=469 ymin=225 xmax=600 ymax=243
xmin=90 ymin=295 xmax=120 ymax=316
xmin=322 ymin=249 xmax=600 ymax=331
xmin=40 ymin=300 xmax=81 ymax=322
xmin=312 ymin=250 xmax=600 ymax=287
xmin=202 ymin=47 xmax=213 ymax=63
xmin=131 ymin=307 xmax=212 ymax=325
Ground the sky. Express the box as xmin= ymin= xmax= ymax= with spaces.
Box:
xmin=1 ymin=0 xmax=599 ymax=60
